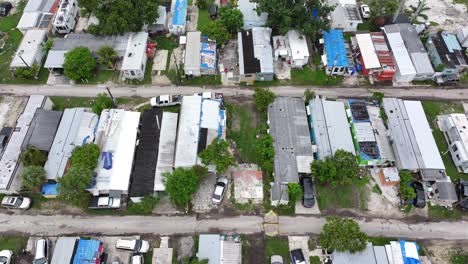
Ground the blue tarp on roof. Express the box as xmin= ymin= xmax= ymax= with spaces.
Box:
xmin=400 ymin=240 xmax=421 ymax=264
xmin=102 ymin=151 xmax=113 ymax=170
xmin=172 ymin=0 xmax=187 ymax=26
xmin=200 ymin=36 xmax=217 ymax=70
xmin=73 ymin=239 xmax=102 ymax=264
xmin=41 ymin=183 xmax=59 ymax=196
xmin=311 ymin=8 xmax=319 ymax=18
xmin=323 ymin=29 xmax=348 ymax=67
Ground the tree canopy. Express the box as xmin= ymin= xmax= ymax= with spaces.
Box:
xmin=71 ymin=144 xmax=100 ymax=170
xmin=219 ymin=7 xmax=244 ymax=33
xmin=85 ymin=0 xmax=160 ymax=35
xmin=96 ymin=45 xmax=118 ymax=68
xmin=58 ymin=165 xmax=94 ymax=206
xmin=287 ymin=183 xmax=303 ymax=203
xmin=253 ymin=88 xmax=276 ymax=112
xmin=199 ymin=139 xmax=236 ymax=174
xmin=21 ymin=146 xmax=47 ymax=167
xmin=203 ymin=20 xmax=231 ymax=45
xmin=255 ymin=0 xmax=334 ymax=39
xmin=21 ymin=166 xmax=46 ymax=191
xmin=63 ymin=47 xmax=96 ymax=82
xmin=92 ymin=93 xmax=113 ymax=115
xmin=163 ymin=167 xmax=204 ymax=209
xmin=311 ymin=150 xmax=358 ymax=186
xmin=255 ymin=129 xmax=275 ymax=174
xmin=399 ymin=170 xmax=416 ymax=202
xmin=319 ymin=217 xmax=368 ymax=253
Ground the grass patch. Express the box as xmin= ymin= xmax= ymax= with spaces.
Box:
xmin=291 ymin=66 xmax=343 ymax=86
xmin=197 ymin=9 xmax=211 ymax=33
xmin=153 ymin=36 xmax=178 ymax=51
xmin=454 ymin=0 xmax=468 ymax=8
xmin=451 ymin=253 xmax=468 ymax=264
xmin=265 ymin=237 xmax=289 ymax=263
xmin=166 ymin=69 xmax=221 ymax=85
xmin=357 ymin=20 xmax=371 ymax=31
xmin=372 ymin=184 xmax=382 ymax=194
xmin=0 ymin=235 xmax=27 ymax=254
xmin=310 ymin=256 xmax=320 ymax=264
xmin=422 ymin=101 xmax=468 ymax=181
xmin=50 ymin=96 xmax=93 ymax=110
xmin=78 ymin=69 xmax=116 ymax=85
xmin=428 ymin=204 xmax=465 ymax=220
xmin=144 ymin=248 xmax=153 ymax=264
xmin=460 ymin=73 xmax=468 ymax=85
xmin=226 ymin=103 xmax=259 ymax=163
xmin=368 ymin=237 xmax=398 ymax=246
xmin=316 ymin=177 xmax=369 ymax=211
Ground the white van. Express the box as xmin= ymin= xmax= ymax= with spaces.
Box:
xmin=115 ymin=239 xmax=149 ymax=253
xmin=33 ymin=238 xmax=49 ymax=264
xmin=131 ymin=254 xmax=144 ymax=264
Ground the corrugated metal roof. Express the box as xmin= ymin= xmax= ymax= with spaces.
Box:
xmin=373 ymin=246 xmax=389 ymax=264
xmin=384 ymin=31 xmax=416 ymax=75
xmin=221 ymin=240 xmax=242 ymax=264
xmin=22 ymin=109 xmax=62 ymax=151
xmin=332 ymin=242 xmax=377 ymax=264
xmin=72 ymin=239 xmax=102 ymax=264
xmin=252 ymin=27 xmax=274 ymax=73
xmin=10 ymin=29 xmax=47 ymax=68
xmin=356 ymin=34 xmax=381 ymax=69
xmin=51 ymin=237 xmax=78 ymax=264
xmin=323 ymin=29 xmax=348 ymax=67
xmin=184 ymin=31 xmax=201 ymax=73
xmin=198 ymin=235 xmax=221 ymax=264
xmin=121 ymin=32 xmax=148 ymax=71
xmin=174 ymin=96 xmax=202 ymax=168
xmin=441 ymin=32 xmax=463 ymax=52
xmin=154 ymin=112 xmax=178 ymax=191
xmin=436 ymin=181 xmax=457 ymax=202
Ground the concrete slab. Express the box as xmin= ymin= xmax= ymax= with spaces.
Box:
xmin=232 ymin=164 xmax=263 ymax=204
xmin=274 ymin=60 xmax=291 ymax=80
xmin=153 ymin=194 xmax=183 ymax=215
xmin=288 ymin=236 xmax=311 ymax=264
xmin=153 ymin=237 xmax=173 ymax=264
xmin=264 ymin=223 xmax=279 ymax=237
xmin=153 ymin=50 xmax=169 ymax=72
xmin=177 ymin=236 xmax=195 ymax=261
xmin=219 ymin=39 xmax=240 ymax=86
xmin=169 ymin=47 xmax=184 ymax=70
xmin=187 ymin=6 xmax=198 ymax=32
xmin=98 ymin=236 xmax=139 ymax=263
xmin=294 ymin=200 xmax=321 ymax=215
xmin=192 ymin=172 xmax=217 ymax=212
xmin=367 ymin=105 xmax=396 ymax=163
xmin=47 ymin=72 xmax=69 ymax=85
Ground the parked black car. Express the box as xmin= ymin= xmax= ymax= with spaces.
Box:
xmin=209 ymin=3 xmax=218 ymax=19
xmin=301 ymin=177 xmax=315 ymax=208
xmin=0 ymin=127 xmax=12 ymax=154
xmin=289 ymin=249 xmax=306 ymax=264
xmin=0 ymin=2 xmax=12 ymax=17
xmin=411 ymin=181 xmax=426 ymax=208
xmin=456 ymin=179 xmax=468 ymax=210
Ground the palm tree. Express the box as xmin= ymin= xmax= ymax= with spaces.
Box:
xmin=407 ymin=0 xmax=430 ymax=23
xmin=96 ymin=45 xmax=118 ymax=69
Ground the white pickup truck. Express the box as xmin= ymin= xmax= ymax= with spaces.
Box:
xmin=150 ymin=95 xmax=182 ymax=107
xmin=88 ymin=196 xmax=121 ymax=209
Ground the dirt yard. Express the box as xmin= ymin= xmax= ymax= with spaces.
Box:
xmin=406 ymin=0 xmax=467 ymax=31
xmin=0 ymin=96 xmax=27 ymax=129
xmin=422 ymin=240 xmax=468 ymax=264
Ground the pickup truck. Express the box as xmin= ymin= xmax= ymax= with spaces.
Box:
xmin=150 ymin=95 xmax=182 ymax=107
xmin=88 ymin=196 xmax=121 ymax=209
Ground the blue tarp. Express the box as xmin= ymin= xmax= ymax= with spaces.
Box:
xmin=311 ymin=8 xmax=319 ymax=18
xmin=400 ymin=240 xmax=421 ymax=264
xmin=102 ymin=152 xmax=113 ymax=170
xmin=41 ymin=183 xmax=59 ymax=196
xmin=200 ymin=36 xmax=217 ymax=70
xmin=172 ymin=0 xmax=187 ymax=26
xmin=73 ymin=239 xmax=102 ymax=264
xmin=323 ymin=29 xmax=348 ymax=67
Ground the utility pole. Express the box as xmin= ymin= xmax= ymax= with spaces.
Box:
xmin=106 ymin=86 xmax=116 ymax=106
xmin=16 ymin=50 xmax=29 ymax=68
xmin=393 ymin=0 xmax=406 ymax=23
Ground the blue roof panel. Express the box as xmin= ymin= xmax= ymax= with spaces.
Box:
xmin=323 ymin=29 xmax=348 ymax=67
xmin=200 ymin=36 xmax=217 ymax=70
xmin=172 ymin=0 xmax=187 ymax=26
xmin=441 ymin=32 xmax=462 ymax=53
xmin=73 ymin=239 xmax=102 ymax=264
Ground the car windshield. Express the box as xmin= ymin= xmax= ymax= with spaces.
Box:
xmin=14 ymin=197 xmax=23 ymax=207
xmin=135 ymin=240 xmax=142 ymax=251
xmin=213 ymin=193 xmax=221 ymax=200
xmin=156 ymin=97 xmax=160 ymax=104
xmin=0 ymin=256 xmax=7 ymax=263
xmin=304 ymin=194 xmax=314 ymax=199
xmin=33 ymin=258 xmax=47 ymax=264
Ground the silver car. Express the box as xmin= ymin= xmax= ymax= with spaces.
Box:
xmin=212 ymin=177 xmax=229 ymax=204
xmin=271 ymin=255 xmax=284 ymax=264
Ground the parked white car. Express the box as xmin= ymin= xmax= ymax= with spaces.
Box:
xmin=271 ymin=255 xmax=284 ymax=264
xmin=131 ymin=254 xmax=144 ymax=264
xmin=360 ymin=4 xmax=370 ymax=18
xmin=33 ymin=238 xmax=49 ymax=264
xmin=0 ymin=250 xmax=12 ymax=264
xmin=1 ymin=196 xmax=31 ymax=209
xmin=116 ymin=239 xmax=149 ymax=253
xmin=149 ymin=95 xmax=182 ymax=107
xmin=212 ymin=177 xmax=229 ymax=204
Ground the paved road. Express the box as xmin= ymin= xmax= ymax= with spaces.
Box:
xmin=1 ymin=84 xmax=468 ymax=100
xmin=1 ymin=214 xmax=467 ymax=240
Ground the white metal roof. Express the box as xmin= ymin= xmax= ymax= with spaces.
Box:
xmin=156 ymin=6 xmax=167 ymax=25
xmin=17 ymin=11 xmax=42 ymax=29
xmin=252 ymin=27 xmax=274 ymax=74
xmin=287 ymin=30 xmax=309 ymax=61
xmin=174 ymin=95 xmax=202 ymax=168
xmin=10 ymin=29 xmax=47 ymax=68
xmin=0 ymin=95 xmax=45 ymax=190
xmin=201 ymin=99 xmax=221 ymax=130
xmin=93 ymin=109 xmax=140 ymax=193
xmin=50 ymin=237 xmax=79 ymax=264
xmin=385 ymin=32 xmax=416 ymax=76
xmin=238 ymin=0 xmax=267 ymax=29
xmin=45 ymin=108 xmax=98 ymax=180
xmin=354 ymin=122 xmax=376 ymax=142
xmin=184 ymin=31 xmax=201 ymax=73
xmin=154 ymin=112 xmax=178 ymax=191
xmin=121 ymin=32 xmax=148 ymax=71
xmin=355 ymin=34 xmax=381 ymax=69
xmin=404 ymin=100 xmax=445 ymax=170
xmin=44 ymin=50 xmax=67 ymax=68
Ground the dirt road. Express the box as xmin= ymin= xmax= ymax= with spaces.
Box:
xmin=1 ymin=213 xmax=467 ymax=240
